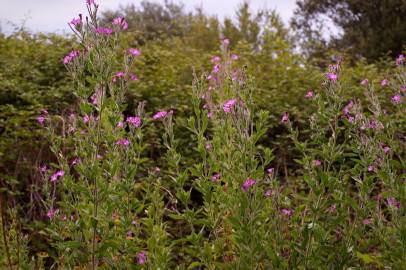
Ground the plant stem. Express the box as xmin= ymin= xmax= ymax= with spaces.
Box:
xmin=0 ymin=198 xmax=13 ymax=270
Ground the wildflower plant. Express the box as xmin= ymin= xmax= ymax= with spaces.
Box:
xmin=40 ymin=1 xmax=153 ymax=268
xmin=286 ymin=57 xmax=405 ymax=268
xmin=187 ymin=39 xmax=276 ymax=269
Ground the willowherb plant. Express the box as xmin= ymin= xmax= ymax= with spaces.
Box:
xmin=187 ymin=39 xmax=280 ymax=269
xmin=286 ymin=56 xmax=405 ymax=268
xmin=37 ymin=1 xmax=173 ymax=268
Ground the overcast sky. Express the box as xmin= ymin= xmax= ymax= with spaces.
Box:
xmin=0 ymin=0 xmax=297 ymax=34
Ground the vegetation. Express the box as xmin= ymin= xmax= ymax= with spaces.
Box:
xmin=0 ymin=0 xmax=404 ymax=269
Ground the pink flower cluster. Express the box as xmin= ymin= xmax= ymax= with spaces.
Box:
xmin=37 ymin=109 xmax=48 ymax=125
xmin=47 ymin=208 xmax=58 ymax=219
xmin=326 ymin=72 xmax=338 ymax=82
xmin=312 ymin=160 xmax=322 ymax=167
xmin=112 ymin=71 xmax=138 ymax=82
xmin=223 ymin=99 xmax=237 ymax=113
xmin=126 ymin=116 xmax=141 ymax=127
xmin=281 ymin=208 xmax=293 ymax=218
xmin=112 ymin=17 xmax=128 ymax=30
xmin=116 ymin=138 xmax=130 ymax=147
xmin=211 ymin=173 xmax=221 ymax=182
xmin=63 ymin=50 xmax=80 ymax=64
xmin=50 ymin=170 xmax=64 ymax=182
xmin=128 ymin=48 xmax=141 ymax=56
xmin=152 ymin=111 xmax=168 ymax=120
xmin=281 ymin=112 xmax=289 ymax=123
xmin=96 ymin=27 xmax=114 ymax=35
xmin=396 ymin=54 xmax=404 ymax=65
xmin=387 ymin=197 xmax=401 ymax=209
xmin=380 ymin=79 xmax=389 ymax=87
xmin=391 ymin=94 xmax=402 ymax=104
xmin=242 ymin=178 xmax=256 ymax=192
xmin=211 ymin=56 xmax=221 ymax=63
xmin=305 ymin=90 xmax=314 ymax=99
xmin=137 ymin=251 xmax=147 ymax=265
xmin=70 ymin=17 xmax=82 ymax=27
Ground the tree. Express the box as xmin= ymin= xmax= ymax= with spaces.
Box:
xmin=292 ymin=0 xmax=406 ymax=61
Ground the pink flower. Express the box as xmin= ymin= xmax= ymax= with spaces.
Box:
xmin=50 ymin=170 xmax=64 ymax=182
xmin=231 ymin=54 xmax=239 ymax=60
xmin=360 ymin=79 xmax=369 ymax=86
xmin=401 ymin=85 xmax=406 ymax=93
xmin=391 ymin=95 xmax=401 ymax=104
xmin=223 ymin=99 xmax=237 ymax=113
xmin=326 ymin=73 xmax=338 ymax=82
xmin=86 ymin=0 xmax=95 ymax=5
xmin=117 ymin=121 xmax=124 ymax=128
xmin=112 ymin=17 xmax=128 ymax=30
xmin=63 ymin=50 xmax=80 ymax=64
xmin=130 ymin=73 xmax=138 ymax=81
xmin=280 ymin=112 xmax=289 ymax=123
xmin=305 ymin=90 xmax=314 ymax=99
xmin=362 ymin=218 xmax=372 ymax=225
xmin=47 ymin=208 xmax=58 ymax=219
xmin=207 ymin=111 xmax=213 ymax=118
xmin=342 ymin=100 xmax=353 ymax=115
xmin=152 ymin=111 xmax=168 ymax=120
xmin=112 ymin=71 xmax=125 ymax=82
xmin=387 ymin=197 xmax=401 ymax=209
xmin=367 ymin=165 xmax=375 ymax=172
xmin=380 ymin=79 xmax=389 ymax=87
xmin=312 ymin=160 xmax=322 ymax=167
xmin=39 ymin=165 xmax=48 ymax=173
xmin=211 ymin=56 xmax=221 ymax=63
xmin=222 ymin=38 xmax=230 ymax=46
xmin=37 ymin=115 xmax=46 ymax=125
xmin=267 ymin=168 xmax=274 ymax=175
xmin=241 ymin=178 xmax=256 ymax=192
xmin=281 ymin=208 xmax=293 ymax=217
xmin=205 ymin=143 xmax=212 ymax=151
xmin=96 ymin=27 xmax=113 ymax=35
xmin=116 ymin=138 xmax=130 ymax=147
xmin=70 ymin=17 xmax=82 ymax=27
xmin=383 ymin=146 xmax=391 ymax=154
xmin=396 ymin=54 xmax=405 ymax=65
xmin=90 ymin=96 xmax=97 ymax=107
xmin=264 ymin=189 xmax=274 ymax=197
xmin=212 ymin=64 xmax=220 ymax=74
xmin=128 ymin=48 xmax=141 ymax=56
xmin=211 ymin=173 xmax=221 ymax=182
xmin=126 ymin=116 xmax=141 ymax=127
xmin=71 ymin=158 xmax=80 ymax=166
xmin=83 ymin=115 xmax=90 ymax=123
xmin=137 ymin=251 xmax=147 ymax=265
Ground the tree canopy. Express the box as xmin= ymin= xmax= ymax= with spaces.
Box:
xmin=292 ymin=0 xmax=406 ymax=60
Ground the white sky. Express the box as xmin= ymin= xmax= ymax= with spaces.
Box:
xmin=0 ymin=0 xmax=297 ymax=34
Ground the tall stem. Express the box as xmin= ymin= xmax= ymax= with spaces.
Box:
xmin=0 ymin=198 xmax=13 ymax=270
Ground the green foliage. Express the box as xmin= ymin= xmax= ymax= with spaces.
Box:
xmin=292 ymin=0 xmax=406 ymax=61
xmin=0 ymin=1 xmax=405 ymax=269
